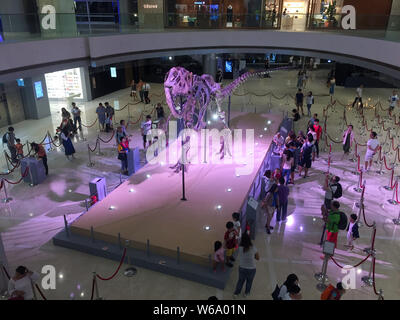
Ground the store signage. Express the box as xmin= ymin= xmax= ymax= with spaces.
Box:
xmin=143 ymin=4 xmax=158 ymax=9
xmin=41 ymin=5 xmax=56 ymax=30
xmin=45 ymin=68 xmax=83 ymax=99
xmin=341 ymin=5 xmax=356 ymax=30
xmin=34 ymin=81 xmax=44 ymax=99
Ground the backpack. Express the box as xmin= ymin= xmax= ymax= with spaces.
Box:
xmin=2 ymin=133 xmax=8 ymax=144
xmin=337 ymin=212 xmax=348 ymax=231
xmin=332 ymin=183 xmax=342 ymax=199
xmin=321 ymin=284 xmax=335 ymax=300
xmin=271 ymin=284 xmax=281 ymax=301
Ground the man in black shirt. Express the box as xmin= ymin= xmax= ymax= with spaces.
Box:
xmin=295 ymin=89 xmax=304 ymax=116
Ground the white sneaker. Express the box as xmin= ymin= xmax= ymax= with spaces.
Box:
xmin=233 ymin=294 xmax=238 ymax=299
xmin=243 ymin=293 xmax=248 ymax=298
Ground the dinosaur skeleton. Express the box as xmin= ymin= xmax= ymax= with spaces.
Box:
xmin=163 ymin=66 xmax=290 ymax=170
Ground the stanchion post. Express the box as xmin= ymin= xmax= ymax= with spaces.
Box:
xmin=387 ymin=177 xmax=398 ymax=205
xmin=353 ymin=173 xmax=363 ymax=193
xmin=2 ymin=182 xmax=12 ymax=203
xmin=361 ymin=255 xmax=374 ymax=286
xmin=96 ymin=138 xmax=103 ymax=156
xmin=87 ymin=144 xmax=94 ymax=167
xmin=124 ymin=239 xmax=137 ymax=277
xmin=363 ymin=222 xmax=376 ymax=255
xmin=92 ymin=272 xmax=102 ymax=300
xmin=85 ymin=198 xmax=89 ymax=212
xmin=118 ymin=233 xmax=122 ymax=250
xmin=314 ymin=254 xmax=329 ymax=292
xmin=384 ymin=166 xmax=395 ymax=190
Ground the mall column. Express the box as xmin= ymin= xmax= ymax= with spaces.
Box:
xmin=19 ymin=75 xmax=51 ymax=120
xmin=203 ymin=53 xmax=217 ymax=80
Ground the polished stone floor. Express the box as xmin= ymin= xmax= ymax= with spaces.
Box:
xmin=0 ymin=69 xmax=399 ymax=300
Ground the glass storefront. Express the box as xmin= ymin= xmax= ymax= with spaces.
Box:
xmin=164 ymin=0 xmax=350 ymax=31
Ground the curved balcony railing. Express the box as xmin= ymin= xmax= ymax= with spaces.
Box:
xmin=0 ymin=12 xmax=399 ymax=43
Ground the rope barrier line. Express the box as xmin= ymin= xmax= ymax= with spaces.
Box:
xmin=34 ymin=284 xmax=47 ymax=300
xmin=88 ymin=139 xmax=100 ymax=153
xmin=361 ymin=206 xmax=375 ymax=228
xmin=2 ymin=264 xmax=10 ymax=279
xmin=96 ymin=248 xmax=127 ymax=281
xmin=81 ymin=118 xmax=98 ymax=128
xmin=97 ymin=130 xmax=116 ymax=144
xmin=330 ymin=254 xmax=371 ymax=269
xmin=3 ymin=167 xmax=29 ymax=185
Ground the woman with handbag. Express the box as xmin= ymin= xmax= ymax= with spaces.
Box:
xmin=118 ymin=136 xmax=129 ymax=175
xmin=262 ymin=183 xmax=279 ymax=234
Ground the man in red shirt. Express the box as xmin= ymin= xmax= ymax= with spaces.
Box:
xmin=313 ymin=119 xmax=323 ymax=158
xmin=224 ymin=221 xmax=238 ymax=267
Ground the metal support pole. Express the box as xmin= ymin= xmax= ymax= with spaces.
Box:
xmin=353 ymin=174 xmax=363 ymax=193
xmin=2 ymin=182 xmax=12 ymax=203
xmin=384 ymin=167 xmax=395 ymax=190
xmin=92 ymin=272 xmax=102 ymax=300
xmin=85 ymin=198 xmax=89 ymax=211
xmin=387 ymin=177 xmax=398 ymax=205
xmin=180 ymin=127 xmax=187 ymax=201
xmin=124 ymin=240 xmax=137 ymax=277
xmin=177 ymin=246 xmax=180 ymax=265
xmin=361 ymin=256 xmax=374 ymax=286
xmin=363 ymin=222 xmax=376 ymax=255
xmin=87 ymin=144 xmax=94 ymax=167
xmin=96 ymin=138 xmax=103 ymax=156
xmin=314 ymin=254 xmax=329 ymax=292
xmin=64 ymin=215 xmax=69 ymax=238
xmin=118 ymin=233 xmax=122 ymax=250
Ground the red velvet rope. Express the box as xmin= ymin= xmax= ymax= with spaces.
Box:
xmin=97 ymin=130 xmax=116 ymax=144
xmin=35 ymin=284 xmax=47 ymax=300
xmin=330 ymin=254 xmax=371 ymax=269
xmin=90 ymin=277 xmax=96 ymax=300
xmin=82 ymin=118 xmax=98 ymax=128
xmin=88 ymin=139 xmax=100 ymax=153
xmin=362 ymin=206 xmax=374 ymax=228
xmin=96 ymin=248 xmax=127 ymax=281
xmin=3 ymin=167 xmax=29 ymax=185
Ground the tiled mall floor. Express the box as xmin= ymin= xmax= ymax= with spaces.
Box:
xmin=0 ymin=69 xmax=399 ymax=300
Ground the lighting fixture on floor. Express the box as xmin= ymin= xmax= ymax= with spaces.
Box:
xmin=146 ymin=174 xmax=151 ymax=179
xmin=203 ymin=225 xmax=211 ymax=231
xmin=129 ymin=189 xmax=135 ymax=193
xmin=109 ymin=206 xmax=115 ymax=210
xmin=227 ymin=188 xmax=232 ymax=192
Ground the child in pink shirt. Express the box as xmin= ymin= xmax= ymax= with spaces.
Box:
xmin=213 ymin=241 xmax=225 ymax=272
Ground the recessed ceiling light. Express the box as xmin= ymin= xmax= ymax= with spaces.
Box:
xmin=227 ymin=188 xmax=232 ymax=192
